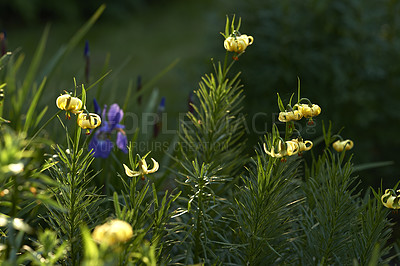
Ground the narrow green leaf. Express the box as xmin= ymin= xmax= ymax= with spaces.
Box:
xmin=34 ymin=106 xmax=48 ymax=128
xmin=297 ymin=76 xmax=301 ymax=103
xmin=236 ymin=17 xmax=242 ymax=32
xmin=40 ymin=4 xmax=106 ymax=79
xmin=113 ymin=192 xmax=121 ymax=216
xmin=81 ymin=225 xmax=99 ymax=259
xmin=277 ymin=93 xmax=285 ymax=112
xmin=81 ymin=84 xmax=87 ymax=107
xmin=353 ymin=161 xmax=394 ymax=173
xmin=21 ymin=25 xmax=50 ymax=103
xmin=288 ymin=92 xmax=295 ymax=107
xmin=225 ymin=15 xmax=230 ymax=37
xmin=23 ymin=77 xmax=47 ymax=132
xmin=0 ymin=52 xmax=11 ymax=67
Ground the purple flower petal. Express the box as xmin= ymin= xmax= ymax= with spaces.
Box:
xmin=84 ymin=40 xmax=90 ymax=58
xmin=116 ymin=131 xmax=128 ymax=153
xmin=107 ymin=104 xmax=123 ymax=131
xmin=88 ymin=135 xmax=113 ymax=158
xmin=158 ymin=97 xmax=166 ymax=112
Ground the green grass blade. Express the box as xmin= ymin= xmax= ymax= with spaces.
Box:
xmin=20 ymin=25 xmax=50 ymax=102
xmin=40 ymin=4 xmax=106 ymax=79
xmin=353 ymin=161 xmax=394 ymax=173
xmin=34 ymin=106 xmax=48 ymax=128
xmin=23 ymin=77 xmax=47 ymax=132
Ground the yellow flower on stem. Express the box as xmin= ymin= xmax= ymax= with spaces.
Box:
xmin=123 ymin=157 xmax=159 ymax=180
xmin=264 ymin=138 xmax=313 ymax=159
xmin=278 ymin=110 xmax=303 ymax=122
xmin=56 ymin=94 xmax=83 ymax=118
xmin=264 ymin=140 xmax=298 ymax=158
xmin=92 ymin=219 xmax=133 ymax=246
xmin=77 ymin=113 xmax=101 ymax=134
xmin=285 ymin=140 xmax=300 ymax=156
xmin=224 ymin=34 xmax=254 ymax=54
xmin=295 ymin=103 xmax=321 ymax=118
xmin=332 ymin=139 xmax=354 ymax=152
xmin=292 ymin=138 xmax=313 ymax=152
xmin=381 ymin=189 xmax=400 ymax=209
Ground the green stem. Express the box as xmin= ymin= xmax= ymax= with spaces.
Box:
xmin=222 ymin=51 xmax=229 ymax=76
xmin=69 ymin=117 xmax=82 ymax=265
xmin=193 ymin=171 xmax=205 ymax=263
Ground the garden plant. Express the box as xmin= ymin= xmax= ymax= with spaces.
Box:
xmin=0 ymin=6 xmax=399 ymax=265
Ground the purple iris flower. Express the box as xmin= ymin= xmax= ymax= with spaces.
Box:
xmin=88 ymin=99 xmax=128 ymax=158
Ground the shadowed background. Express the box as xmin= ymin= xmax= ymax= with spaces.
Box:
xmin=1 ymin=0 xmax=399 ymax=191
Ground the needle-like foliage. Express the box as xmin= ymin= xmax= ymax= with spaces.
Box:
xmin=233 ymin=141 xmax=302 ymax=265
xmin=45 ymin=118 xmax=103 ymax=265
xmin=174 ymin=33 xmax=248 ymax=262
xmin=294 ymin=151 xmax=392 ymax=264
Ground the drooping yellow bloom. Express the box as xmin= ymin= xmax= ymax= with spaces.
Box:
xmin=278 ymin=110 xmax=303 ymax=122
xmin=264 ymin=138 xmax=313 ymax=158
xmin=123 ymin=157 xmax=159 ymax=178
xmin=77 ymin=113 xmax=101 ymax=129
xmin=381 ymin=189 xmax=400 ymax=209
xmin=263 ymin=140 xmax=298 ymax=158
xmin=56 ymin=94 xmax=83 ymax=114
xmin=92 ymin=219 xmax=133 ymax=246
xmin=285 ymin=140 xmax=300 ymax=156
xmin=224 ymin=34 xmax=254 ymax=54
xmin=332 ymin=139 xmax=354 ymax=152
xmin=292 ymin=138 xmax=313 ymax=152
xmin=295 ymin=103 xmax=321 ymax=118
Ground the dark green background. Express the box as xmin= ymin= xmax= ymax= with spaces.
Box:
xmin=1 ymin=0 xmax=399 ymax=190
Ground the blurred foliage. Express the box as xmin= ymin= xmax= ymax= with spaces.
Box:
xmin=231 ymin=0 xmax=400 ymax=187
xmin=0 ymin=0 xmax=164 ymax=26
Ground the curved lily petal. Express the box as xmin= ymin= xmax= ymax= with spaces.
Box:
xmin=147 ymin=158 xmax=159 ymax=174
xmin=123 ymin=164 xmax=140 ymax=177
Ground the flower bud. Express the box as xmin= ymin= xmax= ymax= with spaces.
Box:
xmin=332 ymin=139 xmax=354 ymax=152
xmin=92 ymin=219 xmax=133 ymax=246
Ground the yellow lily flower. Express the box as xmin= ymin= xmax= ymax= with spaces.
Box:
xmin=264 ymin=140 xmax=284 ymax=158
xmin=92 ymin=219 xmax=133 ymax=246
xmin=56 ymin=94 xmax=83 ymax=114
xmin=292 ymin=138 xmax=313 ymax=152
xmin=263 ymin=140 xmax=299 ymax=158
xmin=123 ymin=157 xmax=159 ymax=178
xmin=264 ymin=138 xmax=313 ymax=158
xmin=285 ymin=140 xmax=300 ymax=156
xmin=278 ymin=110 xmax=303 ymax=122
xmin=224 ymin=34 xmax=254 ymax=54
xmin=77 ymin=113 xmax=101 ymax=129
xmin=332 ymin=139 xmax=354 ymax=152
xmin=295 ymin=103 xmax=321 ymax=118
xmin=381 ymin=189 xmax=400 ymax=209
